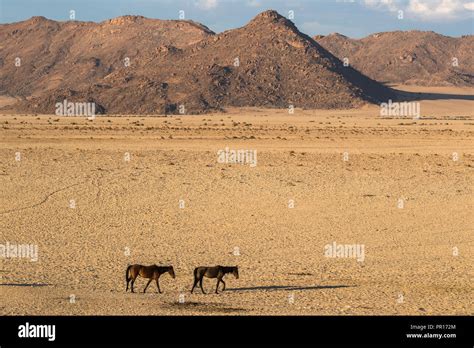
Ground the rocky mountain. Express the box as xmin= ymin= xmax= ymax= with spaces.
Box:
xmin=0 ymin=15 xmax=214 ymax=111
xmin=314 ymin=31 xmax=474 ymax=86
xmin=0 ymin=10 xmax=395 ymax=114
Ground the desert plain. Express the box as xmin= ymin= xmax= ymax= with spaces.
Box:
xmin=0 ymin=85 xmax=473 ymax=315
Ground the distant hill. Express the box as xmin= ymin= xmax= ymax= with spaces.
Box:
xmin=314 ymin=31 xmax=474 ymax=87
xmin=0 ymin=10 xmax=394 ymax=114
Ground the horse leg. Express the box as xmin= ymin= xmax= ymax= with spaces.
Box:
xmin=191 ymin=278 xmax=198 ymax=294
xmin=126 ymin=267 xmax=133 ymax=292
xmin=200 ymin=277 xmax=206 ymax=294
xmin=125 ymin=267 xmax=129 ymax=292
xmin=215 ymin=278 xmax=221 ymax=294
xmin=156 ymin=278 xmax=162 ymax=294
xmin=143 ymin=279 xmax=152 ymax=293
xmin=221 ymin=279 xmax=226 ymax=291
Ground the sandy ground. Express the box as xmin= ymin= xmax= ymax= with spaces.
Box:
xmin=0 ymin=86 xmax=473 ymax=315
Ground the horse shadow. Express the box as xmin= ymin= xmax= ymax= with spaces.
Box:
xmin=227 ymin=284 xmax=353 ymax=292
xmin=0 ymin=283 xmax=50 ymax=287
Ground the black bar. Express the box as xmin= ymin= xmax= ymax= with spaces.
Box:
xmin=1 ymin=316 xmax=472 ymax=346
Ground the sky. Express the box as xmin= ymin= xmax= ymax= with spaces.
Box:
xmin=0 ymin=0 xmax=473 ymax=38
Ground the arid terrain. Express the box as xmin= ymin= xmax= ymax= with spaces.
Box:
xmin=1 ymin=85 xmax=473 ymax=315
xmin=315 ymin=31 xmax=474 ymax=86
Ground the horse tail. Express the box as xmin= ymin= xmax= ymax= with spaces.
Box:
xmin=126 ymin=264 xmax=132 ymax=282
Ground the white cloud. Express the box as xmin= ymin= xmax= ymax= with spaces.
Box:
xmin=463 ymin=1 xmax=474 ymax=10
xmin=194 ymin=0 xmax=218 ymax=10
xmin=408 ymin=0 xmax=471 ymax=19
xmin=363 ymin=0 xmax=399 ymax=12
xmin=363 ymin=0 xmax=474 ymax=20
xmin=194 ymin=0 xmax=262 ymax=10
xmin=246 ymin=0 xmax=262 ymax=7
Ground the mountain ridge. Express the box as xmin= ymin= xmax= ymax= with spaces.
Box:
xmin=314 ymin=31 xmax=474 ymax=86
xmin=0 ymin=10 xmax=424 ymax=114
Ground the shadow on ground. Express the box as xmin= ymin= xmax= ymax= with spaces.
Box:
xmin=394 ymin=89 xmax=474 ymax=101
xmin=0 ymin=283 xmax=51 ymax=287
xmin=227 ymin=284 xmax=354 ymax=292
xmin=165 ymin=301 xmax=246 ymax=313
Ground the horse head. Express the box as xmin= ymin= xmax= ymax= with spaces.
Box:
xmin=168 ymin=266 xmax=176 ymax=279
xmin=233 ymin=266 xmax=239 ymax=279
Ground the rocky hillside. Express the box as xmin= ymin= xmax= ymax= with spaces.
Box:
xmin=0 ymin=11 xmax=395 ymax=114
xmin=315 ymin=31 xmax=474 ymax=86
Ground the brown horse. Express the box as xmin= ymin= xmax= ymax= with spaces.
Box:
xmin=191 ymin=266 xmax=239 ymax=294
xmin=125 ymin=264 xmax=176 ymax=293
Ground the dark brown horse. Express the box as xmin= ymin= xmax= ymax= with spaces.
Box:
xmin=125 ymin=264 xmax=175 ymax=293
xmin=191 ymin=266 xmax=239 ymax=294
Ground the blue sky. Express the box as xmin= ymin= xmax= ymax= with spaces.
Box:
xmin=0 ymin=0 xmax=473 ymax=38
